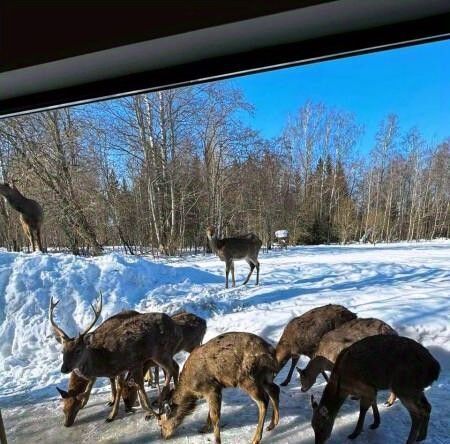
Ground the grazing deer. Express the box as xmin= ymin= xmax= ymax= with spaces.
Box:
xmin=298 ymin=317 xmax=398 ymax=406
xmin=206 ymin=226 xmax=262 ymax=288
xmin=311 ymin=335 xmax=440 ymax=444
xmin=0 ymin=182 xmax=44 ymax=252
xmin=276 ymin=304 xmax=356 ymax=386
xmin=159 ymin=332 xmax=280 ymax=444
xmin=50 ymin=297 xmax=183 ymax=422
xmin=56 ymin=372 xmax=138 ymax=427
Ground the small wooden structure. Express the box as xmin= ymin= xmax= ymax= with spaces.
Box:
xmin=275 ymin=229 xmax=289 ymax=249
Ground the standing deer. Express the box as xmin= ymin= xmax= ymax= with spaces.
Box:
xmin=159 ymin=332 xmax=279 ymax=444
xmin=206 ymin=226 xmax=262 ymax=288
xmin=145 ymin=311 xmax=207 ymax=389
xmin=311 ymin=335 xmax=440 ymax=444
xmin=49 ymin=296 xmax=183 ymax=422
xmin=0 ymin=182 xmax=44 ymax=252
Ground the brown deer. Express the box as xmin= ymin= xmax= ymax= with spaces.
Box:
xmin=0 ymin=182 xmax=44 ymax=252
xmin=275 ymin=304 xmax=356 ymax=386
xmin=206 ymin=226 xmax=262 ymax=288
xmin=56 ymin=372 xmax=138 ymax=427
xmin=159 ymin=332 xmax=280 ymax=444
xmin=50 ymin=296 xmax=183 ymax=422
xmin=144 ymin=311 xmax=207 ymax=389
xmin=297 ymin=317 xmax=398 ymax=406
xmin=311 ymin=335 xmax=440 ymax=444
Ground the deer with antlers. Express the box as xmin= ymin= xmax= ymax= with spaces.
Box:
xmin=49 ymin=294 xmax=183 ymax=422
xmin=206 ymin=226 xmax=262 ymax=288
xmin=0 ymin=181 xmax=44 ymax=252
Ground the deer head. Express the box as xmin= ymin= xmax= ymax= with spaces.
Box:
xmin=205 ymin=225 xmax=216 ymax=239
xmin=56 ymin=385 xmax=88 ymax=427
xmin=49 ymin=293 xmax=103 ymax=374
xmin=310 ymin=395 xmax=333 ymax=444
xmin=296 ymin=366 xmax=314 ymax=392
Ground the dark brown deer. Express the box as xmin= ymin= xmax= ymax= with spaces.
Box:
xmin=206 ymin=226 xmax=262 ymax=288
xmin=50 ymin=296 xmax=183 ymax=421
xmin=0 ymin=182 xmax=43 ymax=252
xmin=144 ymin=311 xmax=207 ymax=388
xmin=298 ymin=317 xmax=398 ymax=406
xmin=311 ymin=335 xmax=440 ymax=444
xmin=159 ymin=332 xmax=280 ymax=444
xmin=275 ymin=304 xmax=356 ymax=386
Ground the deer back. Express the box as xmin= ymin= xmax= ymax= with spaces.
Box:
xmin=334 ymin=335 xmax=440 ymax=392
xmin=315 ymin=317 xmax=397 ymax=363
xmin=277 ymin=304 xmax=356 ymax=357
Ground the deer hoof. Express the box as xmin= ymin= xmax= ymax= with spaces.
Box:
xmin=266 ymin=423 xmax=275 ymax=431
xmin=105 ymin=401 xmax=114 ymax=407
xmin=105 ymin=417 xmax=114 ymax=423
xmin=280 ymin=381 xmax=289 ymax=387
xmin=370 ymin=422 xmax=380 ymax=430
xmin=347 ymin=432 xmax=360 ymax=440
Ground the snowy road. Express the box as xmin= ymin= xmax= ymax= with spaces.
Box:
xmin=1 ymin=241 xmax=449 ymax=443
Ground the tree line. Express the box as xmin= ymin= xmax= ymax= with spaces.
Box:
xmin=0 ymin=83 xmax=448 ymax=255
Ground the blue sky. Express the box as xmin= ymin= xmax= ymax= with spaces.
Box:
xmin=226 ymin=39 xmax=449 ymax=153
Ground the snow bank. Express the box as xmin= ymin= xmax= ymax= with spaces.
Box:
xmin=0 ymin=252 xmax=221 ymax=397
xmin=0 ymin=241 xmax=449 ymax=443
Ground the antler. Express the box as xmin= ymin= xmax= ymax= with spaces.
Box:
xmin=49 ymin=297 xmax=71 ymax=343
xmin=80 ymin=292 xmax=103 ymax=337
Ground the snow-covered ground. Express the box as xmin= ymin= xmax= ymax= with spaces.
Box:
xmin=1 ymin=241 xmax=449 ymax=443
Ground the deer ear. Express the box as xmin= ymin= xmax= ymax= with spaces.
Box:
xmin=310 ymin=395 xmax=318 ymax=410
xmin=319 ymin=406 xmax=329 ymax=418
xmin=56 ymin=387 xmax=70 ymax=399
xmin=83 ymin=334 xmax=93 ymax=347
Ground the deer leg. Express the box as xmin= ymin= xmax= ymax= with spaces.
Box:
xmin=369 ymin=400 xmax=381 ymax=429
xmin=231 ymin=261 xmax=236 ymax=287
xmin=255 ymin=260 xmax=260 ymax=285
xmin=205 ymin=389 xmax=222 ymax=444
xmin=199 ymin=412 xmax=213 ymax=434
xmin=242 ymin=259 xmax=255 ymax=285
xmin=417 ymin=393 xmax=431 ymax=441
xmin=225 ymin=261 xmax=231 ymax=289
xmin=21 ymin=220 xmax=32 ymax=252
xmin=384 ymin=391 xmax=397 ymax=407
xmin=242 ymin=381 xmax=268 ymax=444
xmin=106 ymin=375 xmax=124 ymax=422
xmin=348 ymin=396 xmax=373 ymax=439
xmin=106 ymin=377 xmax=116 ymax=406
xmin=153 ymin=356 xmax=179 ymax=388
xmin=144 ymin=368 xmax=153 ymax=387
xmin=280 ymin=355 xmax=299 ymax=386
xmin=399 ymin=395 xmax=423 ymax=444
xmin=36 ymin=226 xmax=43 ymax=252
xmin=80 ymin=378 xmax=96 ymax=409
xmin=263 ymin=382 xmax=280 ymax=431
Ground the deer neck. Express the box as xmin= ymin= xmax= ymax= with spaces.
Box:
xmin=320 ymin=376 xmax=346 ymax=419
xmin=169 ymin=388 xmax=198 ymax=430
xmin=0 ymin=188 xmax=28 ymax=213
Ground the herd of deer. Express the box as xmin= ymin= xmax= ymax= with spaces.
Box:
xmin=0 ymin=183 xmax=441 ymax=442
xmin=49 ymin=297 xmax=440 ymax=443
